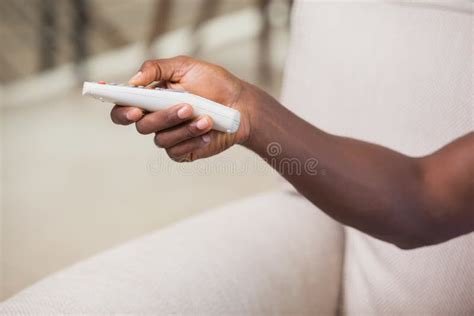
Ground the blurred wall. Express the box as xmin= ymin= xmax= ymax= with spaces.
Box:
xmin=0 ymin=4 xmax=290 ymax=300
xmin=0 ymin=0 xmax=253 ymax=83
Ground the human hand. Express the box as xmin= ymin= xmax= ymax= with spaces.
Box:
xmin=110 ymin=56 xmax=258 ymax=161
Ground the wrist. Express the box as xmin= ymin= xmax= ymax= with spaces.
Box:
xmin=238 ymin=82 xmax=281 ymax=154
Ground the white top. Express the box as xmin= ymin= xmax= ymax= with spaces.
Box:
xmin=281 ymin=1 xmax=473 ymax=314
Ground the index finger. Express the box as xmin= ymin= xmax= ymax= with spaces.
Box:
xmin=110 ymin=105 xmax=144 ymax=125
xmin=128 ymin=56 xmax=194 ymax=86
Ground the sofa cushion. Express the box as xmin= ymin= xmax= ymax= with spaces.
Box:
xmin=0 ymin=190 xmax=344 ymax=315
xmin=281 ymin=1 xmax=473 ymax=314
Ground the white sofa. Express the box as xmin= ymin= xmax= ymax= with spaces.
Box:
xmin=0 ymin=190 xmax=345 ymax=315
xmin=1 ymin=1 xmax=473 ymax=314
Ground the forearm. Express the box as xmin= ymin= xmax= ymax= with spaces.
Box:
xmin=117 ymin=57 xmax=472 ymax=248
xmin=242 ymin=84 xmax=472 ymax=248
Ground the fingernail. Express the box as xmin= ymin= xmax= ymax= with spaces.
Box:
xmin=196 ymin=117 xmax=209 ymax=130
xmin=202 ymin=134 xmax=211 ymax=143
xmin=126 ymin=108 xmax=143 ymax=121
xmin=128 ymin=71 xmax=142 ymax=84
xmin=177 ymin=105 xmax=192 ymax=119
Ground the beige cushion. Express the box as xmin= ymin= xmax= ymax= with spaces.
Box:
xmin=282 ymin=1 xmax=473 ymax=314
xmin=0 ymin=191 xmax=344 ymax=315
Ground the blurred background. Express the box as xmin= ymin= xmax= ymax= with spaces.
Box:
xmin=0 ymin=0 xmax=292 ymax=300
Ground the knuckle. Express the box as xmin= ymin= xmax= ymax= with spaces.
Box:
xmin=154 ymin=133 xmax=167 ymax=148
xmin=141 ymin=59 xmax=155 ymax=69
xmin=213 ymin=65 xmax=228 ymax=76
xmin=214 ymin=65 xmax=225 ymax=73
xmin=184 ymin=124 xmax=197 ymax=138
xmin=110 ymin=107 xmax=125 ymax=124
xmin=166 ymin=148 xmax=180 ymax=161
xmin=165 ymin=110 xmax=180 ymax=125
xmin=135 ymin=122 xmax=148 ymax=135
xmin=110 ymin=110 xmax=119 ymax=124
xmin=176 ymin=55 xmax=191 ymax=63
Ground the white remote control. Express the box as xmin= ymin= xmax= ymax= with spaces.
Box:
xmin=82 ymin=81 xmax=240 ymax=133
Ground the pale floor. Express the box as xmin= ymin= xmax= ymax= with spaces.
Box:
xmin=0 ymin=20 xmax=289 ymax=299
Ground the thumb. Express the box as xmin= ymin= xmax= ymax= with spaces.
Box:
xmin=128 ymin=71 xmax=146 ymax=86
xmin=128 ymin=56 xmax=192 ymax=86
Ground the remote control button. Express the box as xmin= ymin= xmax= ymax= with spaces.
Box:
xmin=154 ymin=87 xmax=163 ymax=90
xmin=138 ymin=85 xmax=144 ymax=88
xmin=98 ymin=81 xmax=106 ymax=84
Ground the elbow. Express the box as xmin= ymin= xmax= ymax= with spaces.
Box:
xmin=386 ymin=197 xmax=448 ymax=250
xmin=388 ymin=203 xmax=449 ymax=250
xmin=390 ymin=205 xmax=469 ymax=250
xmin=368 ymin=155 xmax=471 ymax=250
xmin=390 ymin=226 xmax=443 ymax=250
xmin=394 ymin=243 xmax=417 ymax=250
xmin=390 ymin=223 xmax=436 ymax=250
xmin=393 ymin=238 xmax=433 ymax=250
xmin=371 ymin=209 xmax=442 ymax=250
xmin=390 ymin=158 xmax=448 ymax=250
xmin=393 ymin=156 xmax=474 ymax=250
xmin=389 ymin=200 xmax=463 ymax=250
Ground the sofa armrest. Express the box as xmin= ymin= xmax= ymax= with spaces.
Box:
xmin=0 ymin=190 xmax=344 ymax=315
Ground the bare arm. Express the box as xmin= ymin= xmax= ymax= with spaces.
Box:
xmin=111 ymin=57 xmax=474 ymax=249
xmin=245 ymin=90 xmax=474 ymax=249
